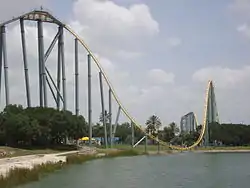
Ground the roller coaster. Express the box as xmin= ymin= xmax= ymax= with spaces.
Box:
xmin=0 ymin=9 xmax=219 ymax=151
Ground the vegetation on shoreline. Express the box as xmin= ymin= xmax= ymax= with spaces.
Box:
xmin=0 ymin=149 xmax=140 ymax=188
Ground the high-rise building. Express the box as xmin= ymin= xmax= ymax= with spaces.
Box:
xmin=180 ymin=112 xmax=197 ymax=133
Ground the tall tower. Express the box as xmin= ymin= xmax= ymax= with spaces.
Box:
xmin=203 ymin=81 xmax=219 ymax=146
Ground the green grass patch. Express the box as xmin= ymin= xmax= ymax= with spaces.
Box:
xmin=0 ymin=162 xmax=64 ymax=188
xmin=0 ymin=149 xmax=141 ymax=188
xmin=113 ymin=144 xmax=170 ymax=152
xmin=195 ymin=146 xmax=250 ymax=151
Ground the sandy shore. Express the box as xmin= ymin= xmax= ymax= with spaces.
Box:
xmin=0 ymin=145 xmax=101 ymax=177
xmin=0 ymin=151 xmax=80 ymax=177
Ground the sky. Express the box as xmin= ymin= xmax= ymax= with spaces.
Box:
xmin=0 ymin=0 xmax=250 ymax=127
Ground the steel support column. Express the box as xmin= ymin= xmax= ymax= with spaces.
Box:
xmin=108 ymin=88 xmax=112 ymax=147
xmin=112 ymin=106 xmax=121 ymax=139
xmin=1 ymin=26 xmax=9 ymax=105
xmin=60 ymin=26 xmax=66 ymax=111
xmin=56 ymin=26 xmax=62 ymax=110
xmin=46 ymin=77 xmax=57 ymax=102
xmin=38 ymin=20 xmax=48 ymax=107
xmin=75 ymin=38 xmax=79 ymax=116
xmin=131 ymin=121 xmax=135 ymax=147
xmin=88 ymin=54 xmax=92 ymax=146
xmin=44 ymin=30 xmax=60 ymax=63
xmin=0 ymin=27 xmax=2 ymax=100
xmin=145 ymin=135 xmax=148 ymax=153
xmin=99 ymin=72 xmax=108 ymax=148
xmin=20 ymin=18 xmax=31 ymax=107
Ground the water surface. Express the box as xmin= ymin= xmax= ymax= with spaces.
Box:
xmin=19 ymin=152 xmax=250 ymax=188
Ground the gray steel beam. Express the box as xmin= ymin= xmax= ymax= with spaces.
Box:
xmin=39 ymin=21 xmax=47 ymax=107
xmin=88 ymin=54 xmax=92 ymax=146
xmin=20 ymin=18 xmax=31 ymax=107
xmin=0 ymin=27 xmax=2 ymax=101
xmin=46 ymin=76 xmax=57 ymax=103
xmin=113 ymin=106 xmax=121 ymax=137
xmin=75 ymin=38 xmax=79 ymax=116
xmin=145 ymin=135 xmax=148 ymax=153
xmin=1 ymin=26 xmax=9 ymax=105
xmin=60 ymin=26 xmax=66 ymax=111
xmin=109 ymin=88 xmax=112 ymax=147
xmin=45 ymin=67 xmax=64 ymax=103
xmin=44 ymin=30 xmax=60 ymax=63
xmin=133 ymin=136 xmax=146 ymax=148
xmin=99 ymin=72 xmax=108 ymax=148
xmin=56 ymin=26 xmax=62 ymax=110
xmin=37 ymin=21 xmax=43 ymax=107
xmin=131 ymin=121 xmax=135 ymax=147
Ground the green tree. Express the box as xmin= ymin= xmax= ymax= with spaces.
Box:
xmin=145 ymin=115 xmax=162 ymax=136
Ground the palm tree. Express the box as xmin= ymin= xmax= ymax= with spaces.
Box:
xmin=169 ymin=122 xmax=179 ymax=135
xmin=145 ymin=115 xmax=162 ymax=137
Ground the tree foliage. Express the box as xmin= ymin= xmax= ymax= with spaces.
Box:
xmin=145 ymin=115 xmax=162 ymax=136
xmin=0 ymin=105 xmax=88 ymax=147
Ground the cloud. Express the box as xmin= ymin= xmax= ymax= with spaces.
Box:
xmin=237 ymin=23 xmax=250 ymax=38
xmin=0 ymin=0 xmax=48 ymax=23
xmin=228 ymin=0 xmax=250 ymax=17
xmin=148 ymin=69 xmax=175 ymax=85
xmin=1 ymin=0 xmax=250 ymax=127
xmin=70 ymin=0 xmax=159 ymax=58
xmin=192 ymin=66 xmax=250 ymax=89
xmin=166 ymin=37 xmax=182 ymax=47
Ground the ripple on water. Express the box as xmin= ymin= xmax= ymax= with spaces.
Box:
xmin=19 ymin=153 xmax=250 ymax=188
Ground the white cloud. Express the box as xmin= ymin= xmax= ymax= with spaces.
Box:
xmin=70 ymin=0 xmax=159 ymax=58
xmin=237 ymin=23 xmax=250 ymax=38
xmin=1 ymin=0 xmax=250 ymax=127
xmin=192 ymin=66 xmax=250 ymax=89
xmin=0 ymin=0 xmax=48 ymax=23
xmin=228 ymin=0 xmax=250 ymax=17
xmin=166 ymin=37 xmax=182 ymax=47
xmin=148 ymin=69 xmax=175 ymax=84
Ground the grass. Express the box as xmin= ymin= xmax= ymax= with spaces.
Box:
xmin=112 ymin=144 xmax=171 ymax=152
xmin=0 ymin=149 xmax=140 ymax=188
xmin=195 ymin=146 xmax=250 ymax=151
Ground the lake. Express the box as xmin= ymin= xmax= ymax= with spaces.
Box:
xmin=19 ymin=152 xmax=250 ymax=188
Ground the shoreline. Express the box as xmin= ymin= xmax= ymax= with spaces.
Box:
xmin=0 ymin=149 xmax=141 ymax=188
xmin=1 ymin=147 xmax=250 ymax=187
xmin=193 ymin=149 xmax=250 ymax=153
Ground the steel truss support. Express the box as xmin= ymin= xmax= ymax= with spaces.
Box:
xmin=46 ymin=76 xmax=57 ymax=102
xmin=37 ymin=20 xmax=47 ymax=107
xmin=44 ymin=29 xmax=61 ymax=63
xmin=99 ymin=72 xmax=108 ymax=148
xmin=20 ymin=18 xmax=31 ymax=107
xmin=75 ymin=38 xmax=79 ymax=116
xmin=112 ymin=106 xmax=121 ymax=139
xmin=133 ymin=134 xmax=148 ymax=153
xmin=0 ymin=27 xmax=3 ymax=103
xmin=88 ymin=54 xmax=92 ymax=146
xmin=108 ymin=88 xmax=112 ymax=147
xmin=1 ymin=26 xmax=9 ymax=105
xmin=57 ymin=26 xmax=62 ymax=110
xmin=131 ymin=121 xmax=135 ymax=147
xmin=43 ymin=28 xmax=63 ymax=105
xmin=60 ymin=26 xmax=67 ymax=111
xmin=133 ymin=135 xmax=146 ymax=148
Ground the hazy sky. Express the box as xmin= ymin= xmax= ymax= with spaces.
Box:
xmin=0 ymin=0 xmax=250 ymax=126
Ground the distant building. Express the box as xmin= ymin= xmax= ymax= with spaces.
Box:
xmin=180 ymin=112 xmax=197 ymax=133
